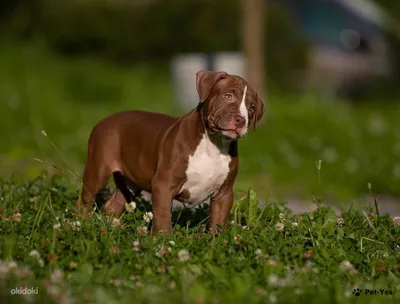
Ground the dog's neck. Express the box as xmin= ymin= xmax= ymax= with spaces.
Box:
xmin=193 ymin=103 xmax=233 ymax=154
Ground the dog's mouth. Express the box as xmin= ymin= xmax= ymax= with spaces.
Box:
xmin=207 ymin=120 xmax=244 ymax=139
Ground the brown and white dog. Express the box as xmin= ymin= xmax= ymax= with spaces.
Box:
xmin=75 ymin=70 xmax=265 ymax=233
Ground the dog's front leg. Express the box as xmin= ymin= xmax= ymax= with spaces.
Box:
xmin=209 ymin=187 xmax=234 ymax=233
xmin=150 ymin=184 xmax=174 ymax=234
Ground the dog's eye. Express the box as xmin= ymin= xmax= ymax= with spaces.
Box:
xmin=249 ymin=105 xmax=256 ymax=112
xmin=223 ymin=93 xmax=233 ymax=100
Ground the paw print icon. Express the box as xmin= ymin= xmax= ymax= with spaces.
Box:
xmin=353 ymin=288 xmax=362 ymax=296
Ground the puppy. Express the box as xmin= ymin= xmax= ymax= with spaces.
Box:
xmin=75 ymin=70 xmax=265 ymax=233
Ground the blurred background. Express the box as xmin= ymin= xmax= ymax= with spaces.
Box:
xmin=1 ymin=0 xmax=400 ymax=212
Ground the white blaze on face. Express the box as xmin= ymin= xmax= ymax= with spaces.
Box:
xmin=239 ymin=85 xmax=248 ymax=133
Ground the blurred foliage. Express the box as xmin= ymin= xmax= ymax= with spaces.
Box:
xmin=331 ymin=0 xmax=400 ymax=101
xmin=1 ymin=44 xmax=400 ymax=201
xmin=385 ymin=31 xmax=400 ymax=96
xmin=365 ymin=32 xmax=400 ymax=101
xmin=374 ymin=0 xmax=400 ymax=18
xmin=265 ymin=1 xmax=310 ymax=89
xmin=0 ymin=0 xmax=310 ymax=91
xmin=371 ymin=0 xmax=400 ymax=99
xmin=0 ymin=1 xmax=399 ymax=201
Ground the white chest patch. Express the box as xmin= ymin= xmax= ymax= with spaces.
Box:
xmin=180 ymin=134 xmax=231 ymax=205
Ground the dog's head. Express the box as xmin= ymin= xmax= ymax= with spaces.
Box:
xmin=195 ymin=70 xmax=265 ymax=140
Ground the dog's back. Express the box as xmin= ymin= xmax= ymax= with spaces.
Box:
xmin=85 ymin=110 xmax=178 ymax=192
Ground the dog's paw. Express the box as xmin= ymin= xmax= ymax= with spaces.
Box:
xmin=73 ymin=203 xmax=95 ymax=218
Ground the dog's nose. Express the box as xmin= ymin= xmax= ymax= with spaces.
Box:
xmin=234 ymin=115 xmax=246 ymax=128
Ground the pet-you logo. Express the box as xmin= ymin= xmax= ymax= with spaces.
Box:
xmin=10 ymin=287 xmax=38 ymax=295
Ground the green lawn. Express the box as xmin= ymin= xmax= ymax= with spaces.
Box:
xmin=0 ymin=176 xmax=399 ymax=303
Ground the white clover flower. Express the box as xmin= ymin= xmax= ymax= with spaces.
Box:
xmin=111 ymin=218 xmax=121 ymax=228
xmin=50 ymin=268 xmax=64 ymax=283
xmin=13 ymin=213 xmax=21 ymax=222
xmin=0 ymin=261 xmax=17 ymax=276
xmin=0 ymin=264 xmax=9 ymax=277
xmin=393 ymin=217 xmax=400 ymax=226
xmin=294 ymin=288 xmax=302 ymax=295
xmin=267 ymin=259 xmax=277 ymax=266
xmin=125 ymin=202 xmax=137 ymax=213
xmin=133 ymin=241 xmax=140 ymax=247
xmin=169 ymin=241 xmax=176 ymax=246
xmin=337 ymin=217 xmax=345 ymax=226
xmin=46 ymin=285 xmax=62 ymax=297
xmin=143 ymin=212 xmax=153 ymax=223
xmin=38 ymin=259 xmax=44 ymax=267
xmin=255 ymin=288 xmax=268 ymax=296
xmin=29 ymin=250 xmax=41 ymax=259
xmin=136 ymin=226 xmax=148 ymax=236
xmin=168 ymin=281 xmax=176 ymax=290
xmin=137 ymin=226 xmax=148 ymax=232
xmin=70 ymin=221 xmax=81 ymax=231
xmin=339 ymin=260 xmax=354 ymax=272
xmin=255 ymin=249 xmax=263 ymax=257
xmin=69 ymin=261 xmax=78 ymax=269
xmin=177 ymin=249 xmax=189 ymax=262
xmin=29 ymin=249 xmax=44 ymax=267
xmin=53 ymin=223 xmax=61 ymax=230
xmin=110 ymin=278 xmax=121 ymax=287
xmin=7 ymin=261 xmax=17 ymax=269
xmin=15 ymin=265 xmax=32 ymax=279
xmin=275 ymin=222 xmax=284 ymax=232
xmin=267 ymin=274 xmax=279 ymax=287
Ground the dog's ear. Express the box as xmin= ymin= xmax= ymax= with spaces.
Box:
xmin=252 ymin=94 xmax=265 ymax=130
xmin=196 ymin=70 xmax=228 ymax=102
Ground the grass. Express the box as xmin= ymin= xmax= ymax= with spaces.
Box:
xmin=1 ymin=42 xmax=400 ymax=202
xmin=0 ymin=175 xmax=399 ymax=303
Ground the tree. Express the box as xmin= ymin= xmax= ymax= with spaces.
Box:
xmin=242 ymin=0 xmax=265 ymax=101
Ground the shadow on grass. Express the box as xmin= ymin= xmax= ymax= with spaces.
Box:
xmin=94 ymin=187 xmax=211 ymax=229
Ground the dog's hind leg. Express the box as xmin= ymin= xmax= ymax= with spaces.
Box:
xmin=103 ymin=189 xmax=127 ymax=216
xmin=75 ymin=159 xmax=112 ymax=217
xmin=103 ymin=172 xmax=142 ymax=217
